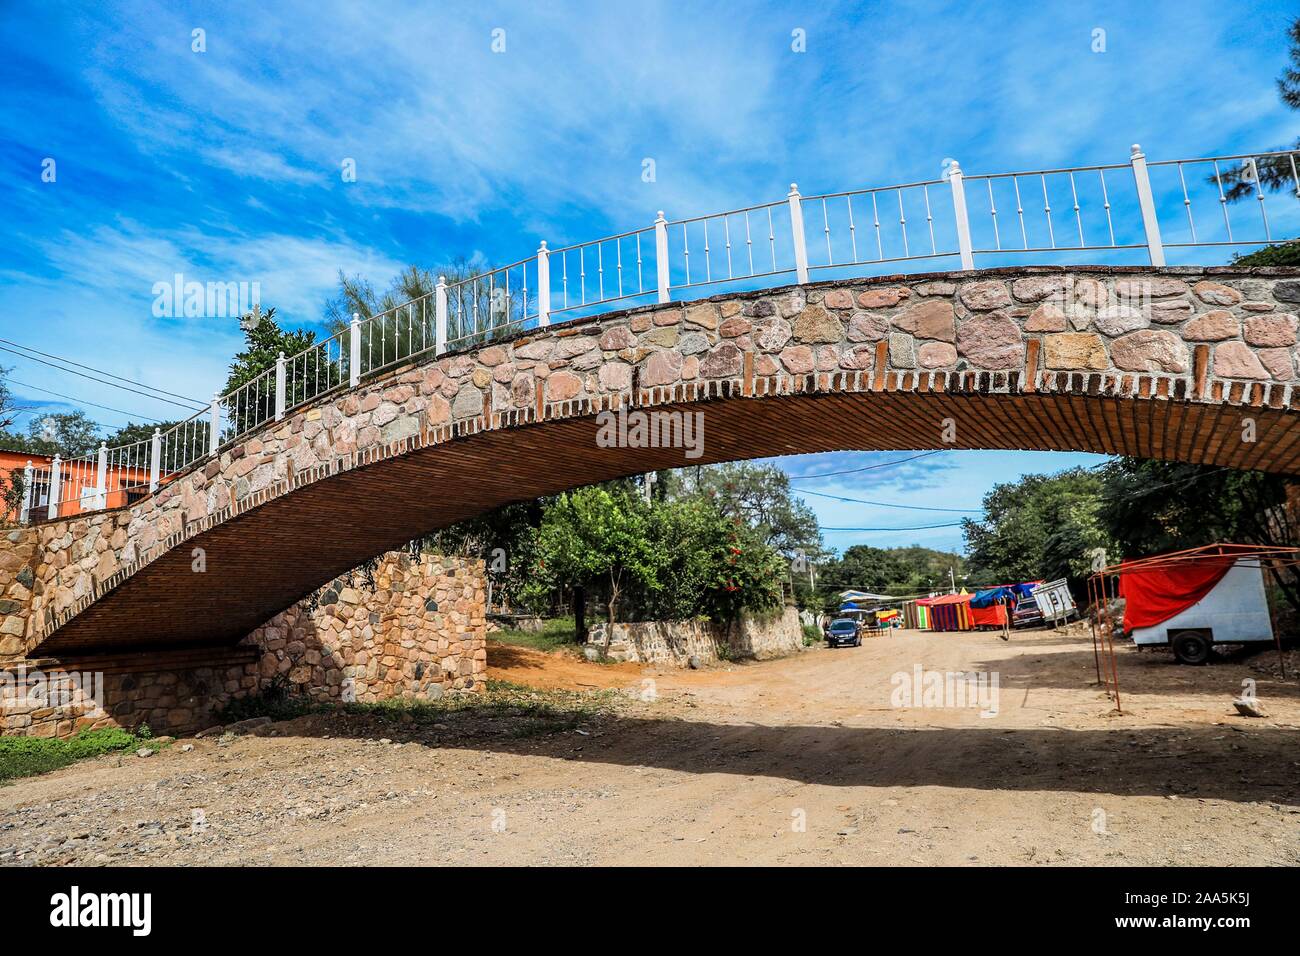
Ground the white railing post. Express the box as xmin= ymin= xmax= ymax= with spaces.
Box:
xmin=349 ymin=313 xmax=362 ymax=386
xmin=47 ymin=455 xmax=61 ymax=520
xmin=787 ymin=184 xmax=809 ymax=284
xmin=654 ymin=211 xmax=670 ymax=303
xmin=947 ymin=161 xmax=976 ymax=270
xmin=1130 ymin=144 xmax=1166 ymax=267
xmin=274 ymin=350 xmax=287 ymax=420
xmin=148 ymin=428 xmax=161 ymax=493
xmin=95 ymin=442 xmax=108 ymax=510
xmin=20 ymin=461 xmax=33 ymax=525
xmin=208 ymin=391 xmax=221 ymax=455
xmin=435 ymin=277 xmax=448 ymax=355
xmin=536 ymin=243 xmax=550 ymax=327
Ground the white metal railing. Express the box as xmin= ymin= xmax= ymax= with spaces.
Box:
xmin=25 ymin=143 xmax=1300 ymax=523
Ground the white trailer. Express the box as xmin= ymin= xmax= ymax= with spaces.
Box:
xmin=1031 ymin=578 xmax=1076 ymax=626
xmin=1130 ymin=558 xmax=1274 ymax=664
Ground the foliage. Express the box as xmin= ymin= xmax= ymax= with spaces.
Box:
xmin=526 ymin=485 xmax=660 ymax=627
xmin=1098 ymin=459 xmax=1299 ymax=611
xmin=663 ymin=462 xmax=827 ymax=608
xmin=962 ymin=467 xmax=1114 ymax=587
xmin=1232 ymin=241 xmax=1300 ymax=267
xmin=0 ymin=410 xmax=100 ymax=458
xmin=0 ymin=727 xmax=148 ymax=782
xmin=959 ymin=459 xmax=1300 ymax=614
xmin=103 ymin=420 xmax=182 ymax=446
xmin=520 ymin=482 xmax=789 ymax=628
xmin=1215 ymin=17 xmax=1300 ymax=202
xmin=0 ymin=368 xmax=19 ymax=433
xmin=0 ymin=368 xmax=30 ymax=522
xmin=665 ymin=462 xmax=821 ymax=555
xmin=815 ymin=544 xmax=966 ymax=609
xmin=325 ymin=259 xmax=527 ymax=360
xmin=421 ymin=499 xmax=551 ymax=613
xmin=641 ymin=498 xmax=786 ymax=623
xmin=222 ymin=307 xmax=325 ymax=434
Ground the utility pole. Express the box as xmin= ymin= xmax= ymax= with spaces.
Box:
xmin=949 ymin=566 xmax=957 ymax=593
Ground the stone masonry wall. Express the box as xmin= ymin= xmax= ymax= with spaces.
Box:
xmin=0 ymin=550 xmax=485 ymax=738
xmin=28 ymin=266 xmax=1300 ymax=653
xmin=246 ymin=551 xmax=486 ymax=704
xmin=0 ymin=527 xmax=36 ymax=660
xmin=588 ymin=605 xmax=804 ymax=666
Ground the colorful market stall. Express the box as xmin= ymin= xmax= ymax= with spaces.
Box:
xmin=918 ymin=592 xmax=973 ymax=631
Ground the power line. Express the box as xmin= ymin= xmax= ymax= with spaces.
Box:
xmin=0 ymin=343 xmax=207 ymax=412
xmin=819 ymin=522 xmax=965 ymax=532
xmin=797 ymin=487 xmax=982 ymax=513
xmin=4 ymin=378 xmax=165 ymax=424
xmin=0 ymin=337 xmax=206 ymax=405
xmin=788 ymin=450 xmax=944 ymax=480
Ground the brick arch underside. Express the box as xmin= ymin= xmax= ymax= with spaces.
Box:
xmin=36 ymin=385 xmax=1300 ymax=655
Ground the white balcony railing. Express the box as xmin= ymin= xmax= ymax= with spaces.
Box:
xmin=26 ymin=143 xmax=1300 ymax=522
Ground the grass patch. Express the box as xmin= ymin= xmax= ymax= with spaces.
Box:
xmin=490 ymin=615 xmax=584 ymax=652
xmin=0 ymin=728 xmax=156 ymax=783
xmin=802 ymin=623 xmax=823 ymax=646
xmin=212 ymin=678 xmax=627 ymax=740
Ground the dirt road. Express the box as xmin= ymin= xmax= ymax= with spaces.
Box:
xmin=3 ymin=627 xmax=1298 ymax=866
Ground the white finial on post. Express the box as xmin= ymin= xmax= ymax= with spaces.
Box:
xmin=349 ymin=312 xmax=362 ymax=386
xmin=48 ymin=454 xmax=62 ymax=520
xmin=536 ymin=242 xmax=551 ymax=327
xmin=1129 ymin=143 xmax=1166 ymax=266
xmin=21 ymin=460 xmax=33 ymax=524
xmin=274 ymin=350 xmax=287 ymax=420
xmin=148 ymin=428 xmax=161 ymax=492
xmin=434 ymin=277 xmax=448 ymax=355
xmin=947 ymin=159 xmax=975 ymax=270
xmin=787 ymin=184 xmax=809 ymax=284
xmin=654 ymin=211 xmax=670 ymax=303
xmin=95 ymin=441 xmax=108 ymax=510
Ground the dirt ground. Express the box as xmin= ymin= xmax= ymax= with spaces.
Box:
xmin=2 ymin=625 xmax=1298 ymax=866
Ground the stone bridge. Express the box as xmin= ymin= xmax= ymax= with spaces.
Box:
xmin=16 ymin=265 xmax=1300 ymax=658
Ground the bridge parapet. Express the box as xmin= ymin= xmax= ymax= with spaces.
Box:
xmin=25 ymin=265 xmax=1300 ymax=654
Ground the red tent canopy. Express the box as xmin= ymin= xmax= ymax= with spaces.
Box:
xmin=1118 ymin=556 xmax=1234 ymax=630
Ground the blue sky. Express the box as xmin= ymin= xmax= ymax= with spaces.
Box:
xmin=0 ymin=0 xmax=1295 ymax=553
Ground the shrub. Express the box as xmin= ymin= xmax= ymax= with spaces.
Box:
xmin=0 ymin=728 xmax=140 ymax=782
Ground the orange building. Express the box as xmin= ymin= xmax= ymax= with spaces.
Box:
xmin=0 ymin=448 xmax=154 ymax=523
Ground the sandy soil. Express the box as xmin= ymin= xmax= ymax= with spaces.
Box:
xmin=2 ymin=626 xmax=1298 ymax=866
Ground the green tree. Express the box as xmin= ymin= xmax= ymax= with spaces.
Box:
xmin=0 ymin=368 xmax=20 ymax=432
xmin=1098 ymin=458 xmax=1299 ymax=611
xmin=634 ymin=498 xmax=786 ymax=623
xmin=664 ymin=461 xmax=827 ymax=607
xmin=2 ymin=410 xmax=100 ymax=458
xmin=420 ymin=499 xmax=550 ymax=613
xmin=529 ymin=485 xmax=660 ymax=632
xmin=102 ymin=420 xmax=186 ymax=446
xmin=1217 ymin=17 xmax=1300 ymax=202
xmin=326 ymin=258 xmax=528 ymax=361
xmin=962 ymin=468 xmax=1113 ymax=588
xmin=814 ymin=544 xmax=965 ymax=613
xmin=222 ymin=307 xmax=323 ymax=434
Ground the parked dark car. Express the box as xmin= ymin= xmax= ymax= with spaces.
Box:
xmin=1012 ymin=594 xmax=1044 ymax=629
xmin=825 ymin=617 xmax=862 ymax=648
